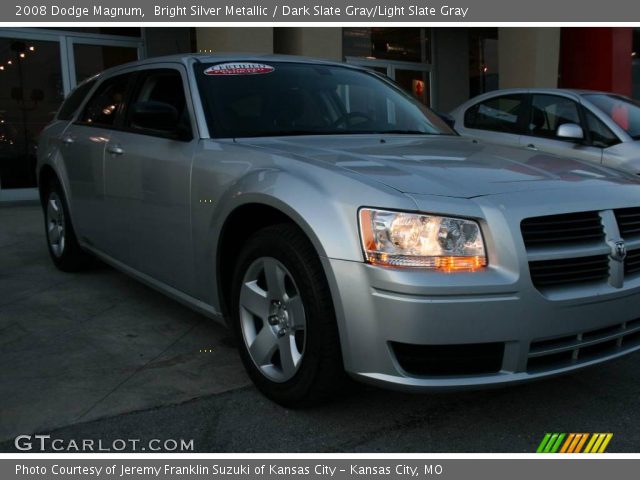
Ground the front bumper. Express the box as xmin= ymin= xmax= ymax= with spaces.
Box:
xmin=324 ymin=257 xmax=640 ymax=391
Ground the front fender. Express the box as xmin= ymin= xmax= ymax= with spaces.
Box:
xmin=190 ymin=143 xmax=415 ymax=310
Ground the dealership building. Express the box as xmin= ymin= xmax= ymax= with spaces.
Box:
xmin=0 ymin=26 xmax=638 ymax=202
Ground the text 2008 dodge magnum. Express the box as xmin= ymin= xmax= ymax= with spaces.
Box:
xmin=37 ymin=55 xmax=640 ymax=406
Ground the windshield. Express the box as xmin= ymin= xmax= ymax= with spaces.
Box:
xmin=584 ymin=93 xmax=640 ymax=140
xmin=195 ymin=61 xmax=454 ymax=138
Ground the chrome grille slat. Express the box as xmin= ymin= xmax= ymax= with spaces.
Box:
xmin=615 ymin=207 xmax=640 ymax=239
xmin=521 ymin=211 xmax=605 ymax=247
xmin=527 ymin=255 xmax=609 ymax=288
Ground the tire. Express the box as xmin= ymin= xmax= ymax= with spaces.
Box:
xmin=231 ymin=223 xmax=346 ymax=407
xmin=42 ymin=177 xmax=94 ymax=272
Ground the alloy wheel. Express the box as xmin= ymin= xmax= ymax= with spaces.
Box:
xmin=46 ymin=192 xmax=66 ymax=258
xmin=239 ymin=257 xmax=307 ymax=382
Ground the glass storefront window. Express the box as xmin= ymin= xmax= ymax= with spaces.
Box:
xmin=469 ymin=28 xmax=499 ymax=97
xmin=344 ymin=28 xmax=431 ymax=63
xmin=343 ymin=28 xmax=432 ymax=106
xmin=394 ymin=69 xmax=430 ymax=106
xmin=0 ymin=29 xmax=142 ymax=191
xmin=73 ymin=44 xmax=139 ymax=84
xmin=0 ymin=39 xmax=63 ymax=189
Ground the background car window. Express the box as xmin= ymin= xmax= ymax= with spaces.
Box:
xmin=79 ymin=74 xmax=131 ymax=127
xmin=584 ymin=94 xmax=640 ymax=140
xmin=528 ymin=95 xmax=581 ymax=139
xmin=464 ymin=95 xmax=524 ymax=133
xmin=57 ymin=79 xmax=96 ymax=121
xmin=584 ymin=110 xmax=620 ymax=148
xmin=125 ymin=69 xmax=191 ymax=137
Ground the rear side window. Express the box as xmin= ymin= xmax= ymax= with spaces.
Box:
xmin=528 ymin=94 xmax=581 ymax=139
xmin=79 ymin=73 xmax=133 ymax=127
xmin=464 ymin=95 xmax=525 ymax=133
xmin=57 ymin=80 xmax=96 ymax=121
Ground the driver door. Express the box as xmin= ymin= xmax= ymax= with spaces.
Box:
xmin=103 ymin=66 xmax=197 ymax=294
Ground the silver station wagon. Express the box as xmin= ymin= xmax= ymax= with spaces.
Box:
xmin=37 ymin=55 xmax=640 ymax=406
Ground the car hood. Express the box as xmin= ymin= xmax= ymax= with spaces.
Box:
xmin=238 ymin=135 xmax=639 ymax=198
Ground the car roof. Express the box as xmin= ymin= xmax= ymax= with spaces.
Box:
xmin=81 ymin=53 xmax=360 ymax=85
xmin=468 ymin=87 xmax=619 ymax=98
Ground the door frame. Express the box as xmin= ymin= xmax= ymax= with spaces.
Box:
xmin=345 ymin=56 xmax=434 ymax=108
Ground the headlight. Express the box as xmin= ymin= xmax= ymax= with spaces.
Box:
xmin=358 ymin=208 xmax=487 ymax=271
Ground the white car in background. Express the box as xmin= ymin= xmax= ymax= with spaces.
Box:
xmin=450 ymin=88 xmax=640 ymax=174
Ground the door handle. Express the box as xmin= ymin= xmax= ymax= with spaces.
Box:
xmin=61 ymin=135 xmax=74 ymax=145
xmin=526 ymin=144 xmax=538 ymax=151
xmin=107 ymin=144 xmax=124 ymax=155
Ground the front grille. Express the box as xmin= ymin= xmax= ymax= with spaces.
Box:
xmin=625 ymin=249 xmax=640 ymax=276
xmin=521 ymin=211 xmax=604 ymax=248
xmin=528 ymin=255 xmax=609 ymax=288
xmin=391 ymin=341 xmax=504 ymax=376
xmin=527 ymin=319 xmax=640 ymax=372
xmin=615 ymin=207 xmax=640 ymax=239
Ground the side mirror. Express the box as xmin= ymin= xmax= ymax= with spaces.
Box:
xmin=130 ymin=101 xmax=179 ymax=133
xmin=557 ymin=123 xmax=584 ymax=141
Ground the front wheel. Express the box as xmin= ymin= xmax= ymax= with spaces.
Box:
xmin=231 ymin=224 xmax=345 ymax=407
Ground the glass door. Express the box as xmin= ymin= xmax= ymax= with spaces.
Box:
xmin=66 ymin=37 xmax=142 ymax=87
xmin=0 ymin=37 xmax=63 ymax=190
xmin=345 ymin=57 xmax=432 ymax=107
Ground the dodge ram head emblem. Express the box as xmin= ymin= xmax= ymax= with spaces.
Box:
xmin=610 ymin=240 xmax=627 ymax=262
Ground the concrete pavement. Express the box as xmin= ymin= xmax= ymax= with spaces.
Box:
xmin=0 ymin=205 xmax=249 ymax=442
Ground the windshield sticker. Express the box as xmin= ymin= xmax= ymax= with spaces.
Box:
xmin=204 ymin=63 xmax=275 ymax=76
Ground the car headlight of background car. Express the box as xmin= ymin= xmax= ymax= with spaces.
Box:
xmin=359 ymin=208 xmax=487 ymax=271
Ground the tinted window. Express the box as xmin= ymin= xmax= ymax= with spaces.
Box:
xmin=528 ymin=95 xmax=580 ymax=139
xmin=196 ymin=62 xmax=453 ymax=138
xmin=464 ymin=95 xmax=524 ymax=133
xmin=585 ymin=110 xmax=620 ymax=148
xmin=58 ymin=80 xmax=96 ymax=121
xmin=79 ymin=73 xmax=132 ymax=127
xmin=125 ymin=69 xmax=191 ymax=138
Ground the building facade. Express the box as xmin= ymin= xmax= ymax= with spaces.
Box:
xmin=0 ymin=26 xmax=638 ymax=202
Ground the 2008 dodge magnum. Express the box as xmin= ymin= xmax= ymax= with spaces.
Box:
xmin=37 ymin=54 xmax=640 ymax=406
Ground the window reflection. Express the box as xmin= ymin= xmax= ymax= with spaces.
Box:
xmin=0 ymin=39 xmax=63 ymax=189
xmin=344 ymin=28 xmax=430 ymax=63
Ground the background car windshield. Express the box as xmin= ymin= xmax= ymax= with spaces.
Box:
xmin=585 ymin=94 xmax=640 ymax=139
xmin=196 ymin=62 xmax=453 ymax=138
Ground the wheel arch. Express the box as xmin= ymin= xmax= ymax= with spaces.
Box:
xmin=215 ymin=200 xmax=330 ymax=322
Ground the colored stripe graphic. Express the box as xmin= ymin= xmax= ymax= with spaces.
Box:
xmin=538 ymin=433 xmax=613 ymax=453
xmin=537 ymin=433 xmax=565 ymax=453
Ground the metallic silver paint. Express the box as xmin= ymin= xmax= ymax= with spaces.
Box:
xmin=37 ymin=55 xmax=640 ymax=391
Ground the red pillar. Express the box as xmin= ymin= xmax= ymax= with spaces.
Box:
xmin=559 ymin=27 xmax=632 ymax=95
